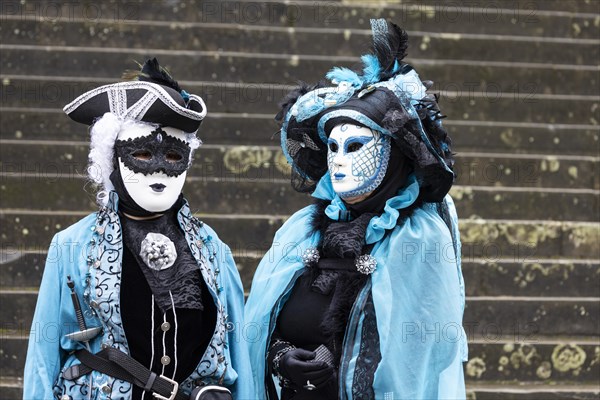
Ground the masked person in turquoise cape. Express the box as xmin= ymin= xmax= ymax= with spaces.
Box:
xmin=23 ymin=59 xmax=254 ymax=400
xmin=244 ymin=20 xmax=467 ymax=399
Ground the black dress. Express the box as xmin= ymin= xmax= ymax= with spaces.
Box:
xmin=269 ymin=212 xmax=373 ymax=399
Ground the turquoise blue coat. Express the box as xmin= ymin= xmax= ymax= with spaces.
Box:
xmin=23 ymin=192 xmax=254 ymax=399
xmin=245 ymin=174 xmax=467 ymax=399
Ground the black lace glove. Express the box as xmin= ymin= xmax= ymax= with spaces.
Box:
xmin=279 ymin=348 xmax=334 ymax=389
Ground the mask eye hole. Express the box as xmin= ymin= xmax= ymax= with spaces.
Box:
xmin=347 ymin=142 xmax=364 ymax=153
xmin=132 ymin=150 xmax=152 ymax=161
xmin=166 ymin=151 xmax=183 ymax=163
xmin=328 ymin=142 xmax=338 ymax=152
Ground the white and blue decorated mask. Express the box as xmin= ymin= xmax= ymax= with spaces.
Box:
xmin=327 ymin=124 xmax=391 ymax=201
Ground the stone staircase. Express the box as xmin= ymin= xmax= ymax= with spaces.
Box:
xmin=1 ymin=0 xmax=599 ymax=398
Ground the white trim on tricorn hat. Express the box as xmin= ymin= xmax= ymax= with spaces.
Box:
xmin=64 ymin=80 xmax=207 ymax=133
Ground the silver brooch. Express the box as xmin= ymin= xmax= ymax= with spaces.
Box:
xmin=301 ymin=247 xmax=320 ymax=266
xmin=140 ymin=232 xmax=177 ymax=271
xmin=355 ymin=254 xmax=377 ymax=275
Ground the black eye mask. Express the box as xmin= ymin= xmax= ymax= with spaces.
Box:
xmin=114 ymin=127 xmax=191 ymax=177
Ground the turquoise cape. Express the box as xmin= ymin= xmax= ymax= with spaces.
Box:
xmin=245 ymin=174 xmax=467 ymax=399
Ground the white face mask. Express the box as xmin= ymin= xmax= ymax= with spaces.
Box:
xmin=116 ymin=125 xmax=189 ymax=213
xmin=327 ymin=124 xmax=391 ymax=200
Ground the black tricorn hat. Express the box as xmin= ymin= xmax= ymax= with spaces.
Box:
xmin=63 ymin=58 xmax=206 ymax=133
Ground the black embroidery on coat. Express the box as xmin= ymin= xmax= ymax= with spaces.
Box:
xmin=352 ymin=292 xmax=381 ymax=399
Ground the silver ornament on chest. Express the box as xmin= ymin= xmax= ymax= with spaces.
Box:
xmin=140 ymin=232 xmax=177 ymax=271
xmin=355 ymin=254 xmax=377 ymax=275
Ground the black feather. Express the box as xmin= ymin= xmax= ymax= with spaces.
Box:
xmin=137 ymin=58 xmax=182 ymax=93
xmin=372 ymin=20 xmax=409 ymax=81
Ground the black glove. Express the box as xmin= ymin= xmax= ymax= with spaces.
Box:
xmin=279 ymin=348 xmax=334 ymax=389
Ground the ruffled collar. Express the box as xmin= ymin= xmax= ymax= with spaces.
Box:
xmin=312 ymin=172 xmax=420 ymax=244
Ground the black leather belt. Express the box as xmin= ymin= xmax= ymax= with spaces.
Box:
xmin=63 ymin=347 xmax=188 ymax=400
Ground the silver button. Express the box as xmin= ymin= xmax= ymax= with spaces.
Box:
xmin=101 ymin=342 xmax=110 ymax=349
xmin=93 ymin=260 xmax=101 ymax=268
xmin=90 ymin=300 xmax=99 ymax=309
xmin=101 ymin=385 xmax=111 ymax=394
xmin=161 ymin=355 xmax=171 ymax=365
xmin=160 ymin=322 xmax=171 ymax=332
xmin=61 ymin=395 xmax=71 ymax=400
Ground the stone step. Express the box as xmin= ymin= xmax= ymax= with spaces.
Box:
xmin=464 ymin=340 xmax=600 ymax=386
xmin=3 ymin=76 xmax=598 ymax=126
xmin=0 ymin=377 xmax=22 ymax=400
xmin=2 ymin=250 xmax=598 ymax=299
xmin=2 ymin=286 xmax=598 ymax=352
xmin=1 ymin=323 xmax=598 ymax=384
xmin=1 ymin=141 xmax=598 ymax=189
xmin=1 ymin=380 xmax=598 ymax=400
xmin=1 ymin=108 xmax=598 ymax=157
xmin=463 ymin=298 xmax=599 ymax=338
xmin=1 ymin=175 xmax=598 ymax=222
xmin=2 ymin=19 xmax=598 ymax=66
xmin=431 ymin=0 xmax=599 ymax=13
xmin=468 ymin=385 xmax=600 ymax=400
xmin=2 ymin=1 xmax=596 ymax=38
xmin=0 ymin=212 xmax=598 ymax=259
xmin=474 ymin=0 xmax=600 ymax=14
xmin=2 ymin=48 xmax=598 ymax=96
xmin=462 ymin=259 xmax=600 ymax=298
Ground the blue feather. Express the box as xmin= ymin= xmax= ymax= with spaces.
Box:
xmin=326 ymin=67 xmax=363 ymax=87
xmin=361 ymin=54 xmax=382 ymax=84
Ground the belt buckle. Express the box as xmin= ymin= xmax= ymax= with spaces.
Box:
xmin=152 ymin=375 xmax=179 ymax=400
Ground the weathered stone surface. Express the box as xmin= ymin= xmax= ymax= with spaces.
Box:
xmin=0 ymin=251 xmax=46 ymax=289
xmin=445 ymin=124 xmax=600 ymax=157
xmin=463 ymin=299 xmax=599 ymax=337
xmin=1 ymin=0 xmax=597 ymax=38
xmin=2 ymin=253 xmax=599 ymax=299
xmin=465 ymin=342 xmax=600 ymax=384
xmin=2 ymin=143 xmax=598 ymax=190
xmin=0 ymin=212 xmax=286 ymax=254
xmin=469 ymin=388 xmax=600 ymax=400
xmin=0 ymin=336 xmax=27 ymax=382
xmin=1 ymin=0 xmax=598 ymax=394
xmin=2 ymin=19 xmax=598 ymax=65
xmin=2 ymin=332 xmax=598 ymax=390
xmin=449 ymin=187 xmax=598 ymax=221
xmin=2 ymin=109 xmax=599 ymax=157
xmin=3 ymin=76 xmax=598 ymax=124
xmin=3 ymin=288 xmax=598 ymax=342
xmin=0 ymin=290 xmax=37 ymax=332
xmin=453 ymin=155 xmax=599 ymax=190
xmin=0 ymin=176 xmax=308 ymax=215
xmin=459 ymin=219 xmax=600 ymax=261
xmin=1 ymin=212 xmax=598 ymax=260
xmin=0 ymin=377 xmax=22 ymax=400
xmin=462 ymin=260 xmax=600 ymax=298
xmin=2 ymin=176 xmax=598 ymax=222
xmin=3 ymin=49 xmax=598 ymax=96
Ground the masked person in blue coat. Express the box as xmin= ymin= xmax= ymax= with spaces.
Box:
xmin=245 ymin=20 xmax=467 ymax=399
xmin=23 ymin=59 xmax=254 ymax=400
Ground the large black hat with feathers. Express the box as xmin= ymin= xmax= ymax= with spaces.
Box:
xmin=277 ymin=19 xmax=454 ymax=202
xmin=64 ymin=58 xmax=206 ymax=133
